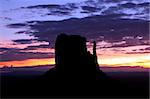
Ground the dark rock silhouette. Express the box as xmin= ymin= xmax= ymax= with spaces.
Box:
xmin=39 ymin=34 xmax=123 ymax=97
xmin=44 ymin=34 xmax=108 ymax=81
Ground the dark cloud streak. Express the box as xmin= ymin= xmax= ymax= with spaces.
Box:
xmin=12 ymin=39 xmax=38 ymax=44
xmin=0 ymin=50 xmax=54 ymax=62
xmin=8 ymin=15 xmax=149 ymax=47
xmin=23 ymin=44 xmax=51 ymax=50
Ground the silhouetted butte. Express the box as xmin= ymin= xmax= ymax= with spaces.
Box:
xmin=38 ymin=34 xmax=123 ymax=97
xmin=44 ymin=34 xmax=108 ymax=81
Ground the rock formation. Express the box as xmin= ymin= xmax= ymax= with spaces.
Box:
xmin=38 ymin=34 xmax=126 ymax=97
xmin=44 ymin=34 xmax=108 ymax=81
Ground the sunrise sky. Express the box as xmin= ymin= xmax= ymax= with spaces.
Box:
xmin=0 ymin=0 xmax=150 ymax=68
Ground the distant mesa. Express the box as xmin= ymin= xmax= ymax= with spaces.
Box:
xmin=2 ymin=65 xmax=13 ymax=69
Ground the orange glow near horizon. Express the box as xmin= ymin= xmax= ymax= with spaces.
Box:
xmin=0 ymin=58 xmax=55 ymax=67
xmin=0 ymin=54 xmax=149 ymax=68
xmin=98 ymin=54 xmax=150 ymax=68
xmin=1 ymin=40 xmax=150 ymax=68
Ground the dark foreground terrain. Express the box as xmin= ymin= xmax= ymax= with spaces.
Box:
xmin=1 ymin=67 xmax=149 ymax=98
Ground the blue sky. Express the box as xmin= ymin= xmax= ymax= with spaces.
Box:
xmin=0 ymin=0 xmax=149 ymax=67
xmin=0 ymin=0 xmax=87 ymax=41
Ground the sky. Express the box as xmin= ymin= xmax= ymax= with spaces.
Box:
xmin=0 ymin=0 xmax=150 ymax=68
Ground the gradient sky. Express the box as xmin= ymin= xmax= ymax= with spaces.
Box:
xmin=0 ymin=0 xmax=150 ymax=68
